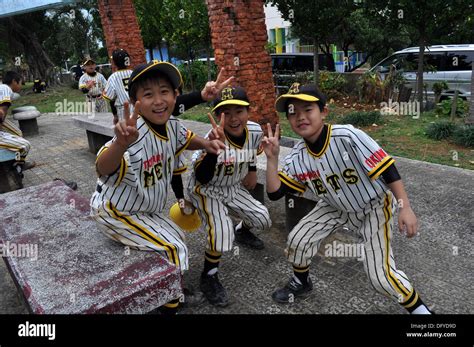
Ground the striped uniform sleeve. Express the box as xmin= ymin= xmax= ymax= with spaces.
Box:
xmin=346 ymin=125 xmax=395 ymax=181
xmin=173 ymin=154 xmax=187 ymax=175
xmin=78 ymin=74 xmax=89 ymax=92
xmin=0 ymin=85 xmax=12 ymax=106
xmin=102 ymin=74 xmax=116 ymax=101
xmin=278 ymin=151 xmax=307 ymax=194
xmin=95 ymin=139 xmax=135 ymax=187
xmin=175 ymin=120 xmax=195 ymax=156
xmin=99 ymin=74 xmax=107 ymax=92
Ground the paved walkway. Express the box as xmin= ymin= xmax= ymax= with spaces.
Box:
xmin=1 ymin=113 xmax=473 ymax=314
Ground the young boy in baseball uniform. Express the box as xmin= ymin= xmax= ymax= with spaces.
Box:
xmin=0 ymin=71 xmax=35 ymax=172
xmin=263 ymin=83 xmax=432 ymax=314
xmin=187 ymin=87 xmax=271 ymax=307
xmin=90 ymin=60 xmax=226 ymax=314
xmin=102 ymin=49 xmax=133 ymax=124
xmin=79 ymin=58 xmax=108 ymax=113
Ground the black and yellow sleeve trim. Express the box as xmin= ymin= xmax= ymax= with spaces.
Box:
xmin=368 ymin=156 xmax=395 ymax=180
xmin=116 ymin=157 xmax=127 ymax=186
xmin=173 ymin=166 xmax=187 ymax=175
xmin=257 ymin=144 xmax=264 ymax=156
xmin=175 ymin=130 xmax=195 ymax=157
xmin=0 ymin=100 xmax=11 ymax=105
xmin=101 ymin=93 xmax=113 ymax=101
xmin=278 ymin=172 xmax=306 ymax=193
xmin=79 ymin=84 xmax=87 ymax=89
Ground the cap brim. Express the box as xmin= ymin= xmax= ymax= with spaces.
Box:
xmin=131 ymin=61 xmax=183 ymax=90
xmin=81 ymin=59 xmax=95 ymax=67
xmin=275 ymin=94 xmax=319 ymax=112
xmin=212 ymin=100 xmax=250 ymax=113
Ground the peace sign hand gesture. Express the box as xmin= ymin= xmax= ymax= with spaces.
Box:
xmin=201 ymin=68 xmax=235 ymax=101
xmin=262 ymin=123 xmax=280 ymax=159
xmin=114 ymin=101 xmax=140 ymax=148
xmin=207 ymin=112 xmax=225 ymax=141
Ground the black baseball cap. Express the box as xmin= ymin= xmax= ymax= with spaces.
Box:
xmin=275 ymin=83 xmax=326 ymax=112
xmin=212 ymin=86 xmax=250 ymax=113
xmin=81 ymin=58 xmax=96 ymax=67
xmin=111 ymin=49 xmax=130 ymax=67
xmin=128 ymin=60 xmax=183 ymax=92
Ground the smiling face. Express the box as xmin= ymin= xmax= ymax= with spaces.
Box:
xmin=216 ymin=104 xmax=249 ymax=137
xmin=134 ymin=77 xmax=177 ymax=125
xmin=287 ymin=99 xmax=328 ymax=143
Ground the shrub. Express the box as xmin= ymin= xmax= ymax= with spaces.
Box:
xmin=274 ymin=70 xmax=347 ymax=99
xmin=178 ymin=60 xmax=217 ymax=91
xmin=452 ymin=125 xmax=474 ymax=148
xmin=435 ymin=98 xmax=468 ymax=118
xmin=340 ymin=111 xmax=381 ymax=127
xmin=425 ymin=121 xmax=456 ymax=140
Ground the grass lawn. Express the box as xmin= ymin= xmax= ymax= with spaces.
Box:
xmin=10 ymin=86 xmax=473 ymax=170
xmin=12 ymin=83 xmax=85 ymax=113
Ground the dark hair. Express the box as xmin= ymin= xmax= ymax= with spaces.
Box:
xmin=129 ymin=71 xmax=176 ymax=102
xmin=3 ymin=71 xmax=22 ymax=85
xmin=112 ymin=49 xmax=130 ymax=70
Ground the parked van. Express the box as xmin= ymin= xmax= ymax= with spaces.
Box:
xmin=271 ymin=53 xmax=335 ymax=74
xmin=370 ymin=44 xmax=473 ymax=100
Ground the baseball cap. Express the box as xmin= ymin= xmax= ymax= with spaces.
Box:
xmin=128 ymin=60 xmax=183 ymax=92
xmin=81 ymin=58 xmax=96 ymax=67
xmin=211 ymin=86 xmax=250 ymax=113
xmin=275 ymin=83 xmax=326 ymax=112
xmin=111 ymin=49 xmax=130 ymax=67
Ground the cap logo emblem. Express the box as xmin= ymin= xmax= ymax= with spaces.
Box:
xmin=221 ymin=87 xmax=234 ymax=100
xmin=289 ymin=83 xmax=300 ymax=94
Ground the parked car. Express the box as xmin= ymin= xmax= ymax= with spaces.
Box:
xmin=271 ymin=53 xmax=335 ymax=75
xmin=370 ymin=44 xmax=473 ymax=100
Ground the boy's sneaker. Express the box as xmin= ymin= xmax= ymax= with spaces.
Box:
xmin=272 ymin=276 xmax=313 ymax=303
xmin=234 ymin=221 xmax=264 ymax=250
xmin=200 ymin=273 xmax=229 ymax=307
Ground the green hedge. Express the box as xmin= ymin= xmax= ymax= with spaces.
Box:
xmin=340 ymin=111 xmax=381 ymax=127
xmin=452 ymin=125 xmax=474 ymax=148
xmin=425 ymin=121 xmax=456 ymax=140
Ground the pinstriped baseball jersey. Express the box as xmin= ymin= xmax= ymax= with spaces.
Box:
xmin=187 ymin=120 xmax=263 ymax=192
xmin=79 ymin=72 xmax=107 ymax=96
xmin=90 ymin=116 xmax=195 ymax=214
xmin=280 ymin=124 xmax=394 ymax=213
xmin=102 ymin=69 xmax=132 ymax=108
xmin=0 ymin=84 xmax=13 ymax=106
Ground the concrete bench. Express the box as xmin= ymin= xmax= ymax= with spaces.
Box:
xmin=72 ymin=113 xmax=114 ymax=154
xmin=0 ymin=180 xmax=182 ymax=314
xmin=0 ymin=149 xmax=22 ymax=193
xmin=12 ymin=107 xmax=41 ymax=136
xmin=255 ymin=142 xmax=318 ymax=232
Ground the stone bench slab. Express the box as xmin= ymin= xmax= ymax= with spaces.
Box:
xmin=0 ymin=181 xmax=181 ymax=314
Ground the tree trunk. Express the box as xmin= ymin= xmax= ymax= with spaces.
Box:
xmin=313 ymin=38 xmax=319 ymax=85
xmin=467 ymin=61 xmax=474 ymax=124
xmin=164 ymin=41 xmax=171 ymax=62
xmin=417 ymin=38 xmax=425 ymax=113
xmin=451 ymin=90 xmax=458 ymax=122
xmin=7 ymin=17 xmax=56 ymax=86
xmin=149 ymin=46 xmax=154 ymax=60
xmin=206 ymin=45 xmax=212 ymax=81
